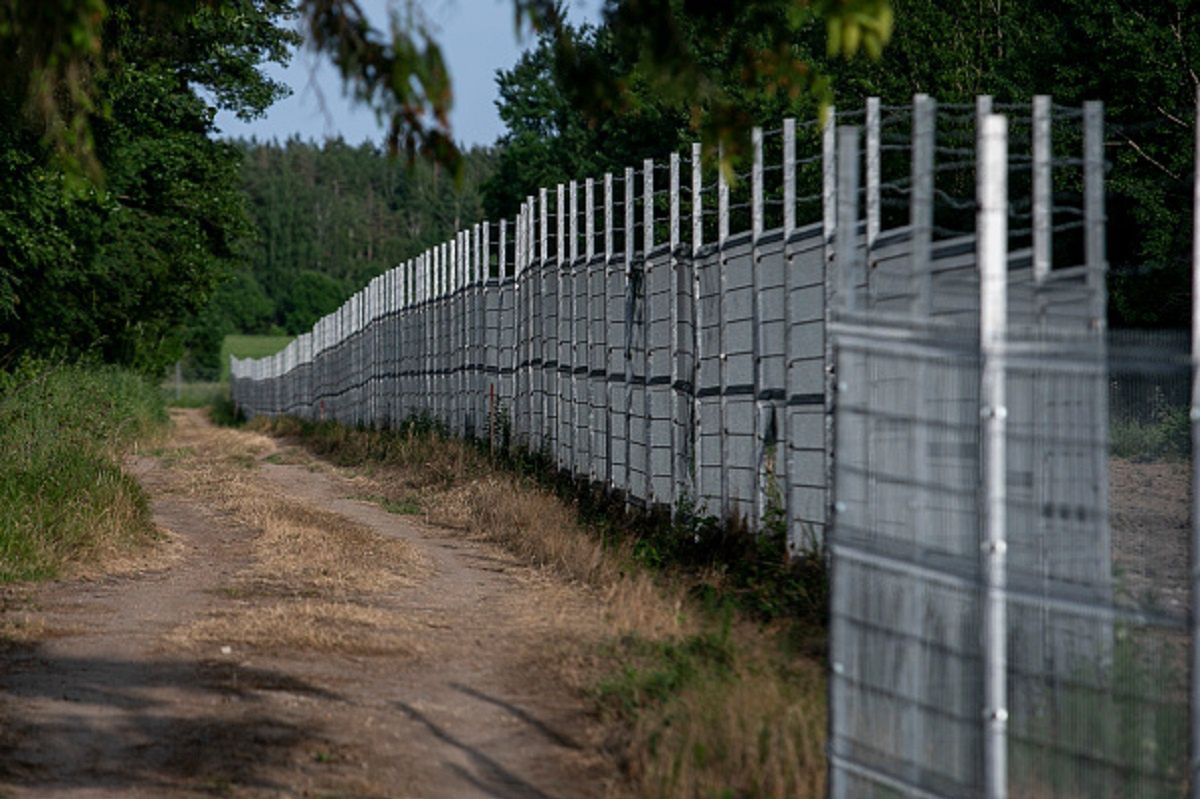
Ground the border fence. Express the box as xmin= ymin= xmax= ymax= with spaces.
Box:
xmin=231 ymin=93 xmax=1200 ymax=798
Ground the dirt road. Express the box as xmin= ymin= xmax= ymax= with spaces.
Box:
xmin=0 ymin=410 xmax=616 ymax=798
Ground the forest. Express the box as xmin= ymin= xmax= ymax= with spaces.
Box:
xmin=192 ymin=139 xmax=496 ymax=377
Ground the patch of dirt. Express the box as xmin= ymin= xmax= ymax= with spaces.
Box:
xmin=0 ymin=409 xmax=619 ymax=798
xmin=1110 ymin=457 xmax=1192 ymax=617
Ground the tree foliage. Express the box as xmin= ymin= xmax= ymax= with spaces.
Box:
xmin=0 ymin=1 xmax=297 ymax=372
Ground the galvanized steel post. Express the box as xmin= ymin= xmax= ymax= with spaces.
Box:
xmin=1191 ymin=85 xmax=1200 ymax=799
xmin=978 ymin=112 xmax=1009 ymax=799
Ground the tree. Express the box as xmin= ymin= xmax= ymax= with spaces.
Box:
xmin=0 ymin=0 xmax=298 ymax=372
xmin=483 ymin=23 xmax=689 ymax=221
xmin=279 ymin=269 xmax=345 ymax=334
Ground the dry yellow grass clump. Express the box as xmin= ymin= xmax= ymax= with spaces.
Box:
xmin=163 ymin=410 xmax=424 ymax=655
xmin=251 ymin=415 xmax=829 ymax=798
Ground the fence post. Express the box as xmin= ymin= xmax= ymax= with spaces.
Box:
xmin=499 ymin=218 xmax=508 ymax=448
xmin=1083 ymin=101 xmax=1113 ymax=624
xmin=1032 ymin=95 xmax=1051 ymax=284
xmin=836 ymin=127 xmax=860 ymax=313
xmin=978 ymin=111 xmax=1009 ymax=799
xmin=751 ymin=126 xmax=766 ymax=529
xmin=822 ymin=105 xmax=837 ymax=549
xmin=522 ymin=197 xmax=532 ymax=448
xmin=1191 ymin=84 xmax=1200 ymax=799
xmin=450 ymin=234 xmax=459 ymax=430
xmin=866 ymin=97 xmax=880 ymax=253
xmin=717 ymin=144 xmax=730 ymax=521
xmin=1084 ymin=101 xmax=1107 ymax=329
xmin=557 ymin=182 xmax=567 ymax=471
xmin=781 ymin=116 xmax=796 ymax=551
xmin=691 ymin=142 xmax=704 ymax=507
xmin=586 ymin=176 xmax=599 ymax=483
xmin=540 ymin=182 xmax=549 ymax=451
xmin=624 ymin=165 xmax=636 ymax=506
xmin=472 ymin=220 xmax=482 ymax=436
xmin=570 ymin=179 xmax=583 ymax=476
xmin=604 ymin=172 xmax=615 ymax=489
xmin=524 ymin=198 xmax=534 ymax=448
xmin=459 ymin=229 xmax=467 ymax=435
xmin=669 ymin=150 xmax=681 ymax=513
xmin=911 ymin=94 xmax=935 ymax=313
xmin=643 ymin=158 xmax=654 ymax=505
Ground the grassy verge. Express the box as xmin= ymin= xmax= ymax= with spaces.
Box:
xmin=245 ymin=414 xmax=828 ymax=797
xmin=0 ymin=362 xmax=167 ymax=581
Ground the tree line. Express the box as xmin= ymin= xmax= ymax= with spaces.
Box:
xmin=188 ymin=139 xmax=494 ymax=376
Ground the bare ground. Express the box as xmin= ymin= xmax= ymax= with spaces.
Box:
xmin=0 ymin=409 xmax=619 ymax=798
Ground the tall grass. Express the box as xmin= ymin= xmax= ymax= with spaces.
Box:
xmin=0 ymin=363 xmax=166 ymax=581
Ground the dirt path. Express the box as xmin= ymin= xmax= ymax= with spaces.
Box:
xmin=0 ymin=410 xmax=616 ymax=798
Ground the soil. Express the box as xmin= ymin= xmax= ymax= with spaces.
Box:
xmin=0 ymin=410 xmax=617 ymax=799
xmin=1109 ymin=457 xmax=1192 ymax=618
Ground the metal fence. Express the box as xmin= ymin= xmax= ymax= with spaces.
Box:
xmin=230 ymin=93 xmax=1200 ymax=797
xmin=232 ymin=114 xmax=846 ymax=546
xmin=826 ymin=96 xmax=1197 ymax=799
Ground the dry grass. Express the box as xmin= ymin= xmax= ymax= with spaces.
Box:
xmin=382 ymin=455 xmax=688 ymax=640
xmin=619 ymin=642 xmax=827 ymax=798
xmin=254 ymin=418 xmax=691 ymax=640
xmin=251 ymin=416 xmax=829 ymax=798
xmin=163 ymin=410 xmax=424 ymax=655
xmin=182 ymin=600 xmax=416 ymax=655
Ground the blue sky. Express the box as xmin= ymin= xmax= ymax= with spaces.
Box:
xmin=214 ymin=0 xmax=602 ymax=148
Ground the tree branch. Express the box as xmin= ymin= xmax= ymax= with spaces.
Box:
xmin=1120 ymin=135 xmax=1181 ymax=181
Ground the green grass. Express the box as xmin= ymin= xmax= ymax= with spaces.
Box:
xmin=219 ymin=334 xmax=293 ymax=381
xmin=0 ymin=363 xmax=167 ymax=581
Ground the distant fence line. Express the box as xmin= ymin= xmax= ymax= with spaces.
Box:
xmin=233 ymin=112 xmax=847 ymax=546
xmin=231 ymin=93 xmax=1200 ymax=798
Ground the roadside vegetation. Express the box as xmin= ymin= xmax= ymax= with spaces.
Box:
xmin=244 ymin=412 xmax=828 ymax=797
xmin=0 ymin=363 xmax=166 ymax=582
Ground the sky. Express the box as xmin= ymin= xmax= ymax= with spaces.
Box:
xmin=214 ymin=0 xmax=602 ymax=148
